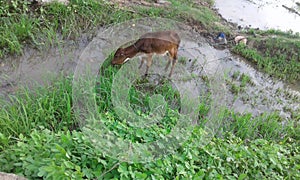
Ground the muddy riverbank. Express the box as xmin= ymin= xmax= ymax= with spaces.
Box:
xmin=0 ymin=1 xmax=299 ymax=121
xmin=0 ymin=36 xmax=90 ymax=96
xmin=1 ymin=19 xmax=299 ymax=122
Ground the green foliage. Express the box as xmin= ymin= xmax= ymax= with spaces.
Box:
xmin=0 ymin=0 xmax=227 ymax=57
xmin=240 ymin=73 xmax=252 ymax=88
xmin=232 ymin=42 xmax=300 ymax=82
xmin=247 ymin=28 xmax=300 ymax=39
xmin=0 ymin=0 xmax=136 ymax=57
xmin=0 ymin=130 xmax=106 ymax=179
xmin=0 ymin=76 xmax=75 ymax=149
xmin=221 ymin=110 xmax=300 ymax=141
xmin=0 ymin=129 xmax=299 ymax=179
xmin=0 ymin=69 xmax=299 ymax=179
xmin=94 ymin=58 xmax=181 ymax=143
xmin=233 ymin=30 xmax=300 ymax=82
xmin=227 ymin=71 xmax=253 ymax=95
xmin=168 ymin=0 xmax=228 ymax=32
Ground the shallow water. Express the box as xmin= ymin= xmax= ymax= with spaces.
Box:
xmin=178 ymin=38 xmax=299 ymax=119
xmin=214 ymin=0 xmax=300 ymax=32
xmin=0 ymin=37 xmax=89 ymax=96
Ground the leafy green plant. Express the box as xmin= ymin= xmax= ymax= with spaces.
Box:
xmin=0 ymin=129 xmax=299 ymax=179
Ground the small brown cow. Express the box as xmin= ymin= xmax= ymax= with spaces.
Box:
xmin=111 ymin=31 xmax=181 ymax=77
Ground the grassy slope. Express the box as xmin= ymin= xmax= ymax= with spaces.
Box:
xmin=232 ymin=29 xmax=300 ymax=83
xmin=0 ymin=0 xmax=300 ymax=179
xmin=0 ymin=0 xmax=135 ymax=57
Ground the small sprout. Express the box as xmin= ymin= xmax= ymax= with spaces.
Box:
xmin=201 ymin=75 xmax=209 ymax=83
xmin=230 ymin=83 xmax=240 ymax=94
xmin=232 ymin=71 xmax=240 ymax=80
xmin=178 ymin=57 xmax=187 ymax=64
xmin=240 ymin=73 xmax=252 ymax=88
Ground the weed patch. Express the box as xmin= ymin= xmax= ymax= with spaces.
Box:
xmin=0 ymin=129 xmax=299 ymax=179
xmin=232 ymin=42 xmax=300 ymax=82
xmin=0 ymin=0 xmax=136 ymax=57
xmin=0 ymin=0 xmax=227 ymax=58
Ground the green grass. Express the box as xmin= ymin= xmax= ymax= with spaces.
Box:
xmin=168 ymin=0 xmax=228 ymax=32
xmin=226 ymin=71 xmax=253 ymax=95
xmin=232 ymin=41 xmax=300 ymax=82
xmin=221 ymin=110 xmax=300 ymax=141
xmin=247 ymin=28 xmax=300 ymax=38
xmin=0 ymin=76 xmax=75 ymax=148
xmin=0 ymin=128 xmax=299 ymax=179
xmin=0 ymin=0 xmax=137 ymax=57
xmin=0 ymin=59 xmax=299 ymax=179
xmin=0 ymin=0 xmax=227 ymax=58
xmin=232 ymin=28 xmax=300 ymax=83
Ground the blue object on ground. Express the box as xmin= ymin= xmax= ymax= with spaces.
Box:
xmin=216 ymin=32 xmax=226 ymax=39
xmin=214 ymin=32 xmax=227 ymax=44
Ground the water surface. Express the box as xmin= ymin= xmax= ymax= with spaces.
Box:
xmin=215 ymin=0 xmax=300 ymax=32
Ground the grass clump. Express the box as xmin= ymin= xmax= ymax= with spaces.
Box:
xmin=168 ymin=0 xmax=228 ymax=32
xmin=0 ymin=0 xmax=136 ymax=57
xmin=221 ymin=110 xmax=300 ymax=141
xmin=233 ymin=28 xmax=300 ymax=83
xmin=0 ymin=76 xmax=75 ymax=149
xmin=226 ymin=71 xmax=253 ymax=95
xmin=232 ymin=41 xmax=300 ymax=82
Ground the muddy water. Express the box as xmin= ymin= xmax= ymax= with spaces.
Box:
xmin=215 ymin=0 xmax=300 ymax=32
xmin=0 ymin=21 xmax=299 ymax=121
xmin=0 ymin=37 xmax=90 ymax=97
xmin=213 ymin=53 xmax=299 ymax=119
xmin=177 ymin=37 xmax=299 ymax=120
